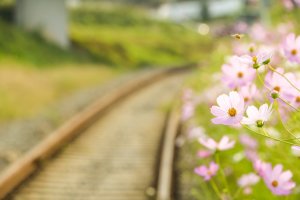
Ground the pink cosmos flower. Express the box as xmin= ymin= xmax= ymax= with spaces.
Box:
xmin=241 ymin=51 xmax=272 ymax=69
xmin=281 ymin=0 xmax=300 ymax=10
xmin=194 ymin=162 xmax=219 ymax=181
xmin=211 ymin=91 xmax=245 ymax=125
xmin=238 ymin=84 xmax=257 ymax=105
xmin=241 ymin=104 xmax=272 ymax=127
xmin=254 ymin=159 xmax=271 ymax=177
xmin=277 ymin=23 xmax=295 ymax=39
xmin=238 ymin=173 xmax=260 ymax=187
xmin=282 ymin=0 xmax=294 ymax=10
xmin=284 ymin=78 xmax=300 ymax=108
xmin=187 ymin=126 xmax=206 ymax=140
xmin=182 ymin=88 xmax=194 ymax=102
xmin=233 ymin=21 xmax=248 ymax=33
xmin=197 ymin=150 xmax=212 ymax=158
xmin=245 ymin=149 xmax=259 ymax=162
xmin=249 ymin=23 xmax=271 ymax=43
xmin=243 ymin=187 xmax=253 ymax=195
xmin=221 ymin=56 xmax=256 ymax=89
xmin=181 ymin=102 xmax=195 ymax=121
xmin=239 ymin=133 xmax=258 ymax=149
xmin=232 ymin=42 xmax=255 ymax=56
xmin=199 ymin=136 xmax=235 ymax=151
xmin=262 ymin=164 xmax=296 ymax=196
xmin=282 ymin=33 xmax=300 ymax=63
xmin=264 ymin=68 xmax=294 ymax=102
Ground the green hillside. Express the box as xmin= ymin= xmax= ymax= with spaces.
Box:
xmin=70 ymin=6 xmax=212 ymax=68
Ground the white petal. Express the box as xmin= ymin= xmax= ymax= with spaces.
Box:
xmin=246 ymin=105 xmax=259 ymax=119
xmin=217 ymin=94 xmax=231 ymax=110
xmin=279 ymin=171 xmax=292 ymax=183
xmin=211 ymin=106 xmax=226 ymax=117
xmin=229 ymin=91 xmax=241 ymax=108
xmin=218 ymin=136 xmax=229 ymax=149
xmin=241 ymin=117 xmax=255 ymax=125
xmin=259 ymin=104 xmax=272 ymax=121
xmin=199 ymin=138 xmax=217 ymax=150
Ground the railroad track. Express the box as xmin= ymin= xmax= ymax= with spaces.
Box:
xmin=0 ymin=64 xmax=196 ymax=200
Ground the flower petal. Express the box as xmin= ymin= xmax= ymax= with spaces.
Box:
xmin=217 ymin=94 xmax=231 ymax=110
xmin=211 ymin=106 xmax=227 ymax=117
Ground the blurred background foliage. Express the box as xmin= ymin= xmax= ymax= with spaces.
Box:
xmin=0 ymin=0 xmax=215 ymax=122
xmin=0 ymin=0 xmax=297 ymax=123
xmin=69 ymin=6 xmax=212 ymax=68
xmin=0 ymin=1 xmax=212 ymax=68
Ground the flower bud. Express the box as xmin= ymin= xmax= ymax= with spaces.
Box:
xmin=262 ymin=59 xmax=270 ymax=65
xmin=256 ymin=120 xmax=264 ymax=128
xmin=253 ymin=63 xmax=260 ymax=69
xmin=249 ymin=46 xmax=254 ymax=53
xmin=271 ymin=91 xmax=279 ymax=99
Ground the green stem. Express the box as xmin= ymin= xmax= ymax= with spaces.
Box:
xmin=278 ymin=96 xmax=299 ymax=112
xmin=215 ymin=153 xmax=232 ymax=198
xmin=268 ymin=64 xmax=300 ymax=93
xmin=274 ymin=101 xmax=300 ymax=144
xmin=210 ymin=178 xmax=223 ymax=200
xmin=242 ymin=124 xmax=296 ymax=145
xmin=256 ymin=69 xmax=270 ymax=102
xmin=256 ymin=71 xmax=300 ymax=112
xmin=283 ymin=136 xmax=300 ymax=141
xmin=232 ymin=187 xmax=242 ymax=200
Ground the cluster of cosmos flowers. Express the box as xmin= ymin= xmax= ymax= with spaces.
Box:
xmin=281 ymin=0 xmax=300 ymax=10
xmin=181 ymin=21 xmax=300 ymax=199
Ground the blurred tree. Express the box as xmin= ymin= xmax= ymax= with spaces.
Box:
xmin=259 ymin=0 xmax=270 ymax=24
xmin=241 ymin=0 xmax=259 ymax=23
xmin=0 ymin=0 xmax=14 ymax=22
xmin=199 ymin=0 xmax=209 ymax=21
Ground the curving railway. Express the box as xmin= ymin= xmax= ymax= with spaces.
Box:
xmin=0 ymin=65 xmax=196 ymax=200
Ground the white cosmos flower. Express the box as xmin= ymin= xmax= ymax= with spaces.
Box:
xmin=199 ymin=136 xmax=235 ymax=151
xmin=241 ymin=104 xmax=272 ymax=127
xmin=238 ymin=173 xmax=260 ymax=188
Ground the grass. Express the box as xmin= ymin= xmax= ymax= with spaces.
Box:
xmin=0 ymin=62 xmax=117 ymax=122
xmin=70 ymin=6 xmax=213 ymax=68
xmin=0 ymin=20 xmax=90 ymax=67
xmin=0 ymin=5 xmax=213 ymax=68
xmin=0 ymin=16 xmax=120 ymax=122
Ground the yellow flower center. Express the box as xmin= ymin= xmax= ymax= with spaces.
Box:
xmin=296 ymin=96 xmax=300 ymax=103
xmin=291 ymin=49 xmax=297 ymax=55
xmin=272 ymin=180 xmax=278 ymax=188
xmin=249 ymin=46 xmax=254 ymax=53
xmin=252 ymin=56 xmax=257 ymax=63
xmin=237 ymin=72 xmax=244 ymax=78
xmin=244 ymin=97 xmax=249 ymax=102
xmin=228 ymin=108 xmax=237 ymax=117
xmin=274 ymin=86 xmax=281 ymax=92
